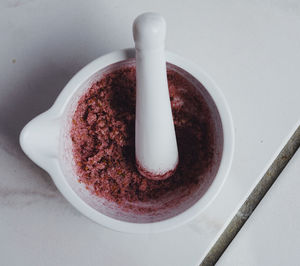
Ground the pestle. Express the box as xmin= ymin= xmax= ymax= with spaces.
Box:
xmin=133 ymin=13 xmax=179 ymax=180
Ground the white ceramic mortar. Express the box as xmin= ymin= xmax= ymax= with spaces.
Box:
xmin=20 ymin=48 xmax=234 ymax=233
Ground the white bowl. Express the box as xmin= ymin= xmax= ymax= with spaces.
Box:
xmin=20 ymin=48 xmax=234 ymax=233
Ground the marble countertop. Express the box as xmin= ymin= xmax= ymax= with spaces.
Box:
xmin=1 ymin=1 xmax=300 ymax=265
xmin=217 ymin=147 xmax=300 ymax=266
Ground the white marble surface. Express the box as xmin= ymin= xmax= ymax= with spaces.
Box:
xmin=217 ymin=148 xmax=300 ymax=266
xmin=1 ymin=1 xmax=300 ymax=265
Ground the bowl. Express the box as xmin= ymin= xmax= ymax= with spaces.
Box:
xmin=20 ymin=48 xmax=234 ymax=233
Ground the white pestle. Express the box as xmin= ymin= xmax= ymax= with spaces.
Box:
xmin=133 ymin=13 xmax=179 ymax=180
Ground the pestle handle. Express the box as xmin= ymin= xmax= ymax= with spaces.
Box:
xmin=133 ymin=13 xmax=179 ymax=180
xmin=133 ymin=12 xmax=166 ymax=50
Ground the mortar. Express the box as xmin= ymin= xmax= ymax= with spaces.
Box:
xmin=20 ymin=48 xmax=234 ymax=233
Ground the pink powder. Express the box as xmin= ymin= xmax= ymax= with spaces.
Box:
xmin=70 ymin=64 xmax=222 ymax=213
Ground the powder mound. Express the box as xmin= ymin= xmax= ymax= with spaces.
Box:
xmin=70 ymin=65 xmax=216 ymax=209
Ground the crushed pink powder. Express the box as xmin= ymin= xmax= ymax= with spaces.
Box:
xmin=70 ymin=64 xmax=221 ymax=211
